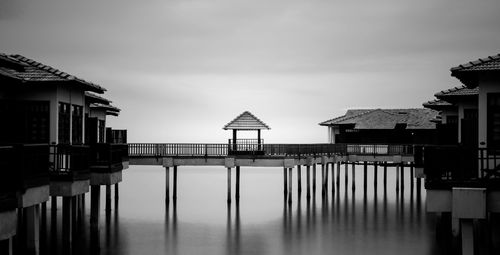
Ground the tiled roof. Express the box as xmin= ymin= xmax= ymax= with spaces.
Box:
xmin=85 ymin=92 xmax=112 ymax=104
xmin=90 ymin=103 xmax=120 ymax=113
xmin=422 ymin=99 xmax=454 ymax=110
xmin=451 ymin=53 xmax=500 ymax=72
xmin=0 ymin=53 xmax=105 ymax=93
xmin=223 ymin=111 xmax=270 ymax=130
xmin=319 ymin=108 xmax=438 ymax=130
xmin=434 ymin=86 xmax=478 ymax=98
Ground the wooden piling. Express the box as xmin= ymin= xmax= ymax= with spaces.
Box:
xmin=227 ymin=167 xmax=232 ymax=204
xmin=401 ymin=163 xmax=405 ymax=191
xmin=106 ymin=185 xmax=112 ymax=212
xmin=283 ymin=167 xmax=287 ymax=198
xmin=90 ymin=185 xmax=100 ymax=253
xmin=344 ymin=162 xmax=349 ymax=188
xmin=363 ymin=161 xmax=368 ymax=191
xmin=331 ymin=163 xmax=335 ymax=195
xmin=297 ymin=165 xmax=302 ymax=194
xmin=336 ymin=162 xmax=340 ymax=187
xmin=71 ymin=196 xmax=78 ymax=238
xmin=62 ymin=197 xmax=72 ymax=254
xmin=236 ymin=166 xmax=241 ymax=201
xmin=312 ymin=164 xmax=317 ymax=194
xmin=351 ymin=162 xmax=355 ymax=191
xmin=25 ymin=204 xmax=40 ymax=255
xmin=383 ymin=162 xmax=387 ymax=189
xmin=288 ymin=168 xmax=293 ymax=204
xmin=396 ymin=165 xmax=400 ymax=191
xmin=374 ymin=162 xmax=378 ymax=189
xmin=325 ymin=163 xmax=329 ymax=193
xmin=410 ymin=164 xmax=414 ymax=191
xmin=165 ymin=167 xmax=170 ymax=204
xmin=306 ymin=165 xmax=311 ymax=200
xmin=321 ymin=164 xmax=325 ymax=197
xmin=173 ymin=166 xmax=178 ymax=200
xmin=115 ymin=183 xmax=119 ymax=202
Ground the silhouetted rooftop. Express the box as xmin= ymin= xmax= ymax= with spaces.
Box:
xmin=223 ymin=111 xmax=270 ymax=130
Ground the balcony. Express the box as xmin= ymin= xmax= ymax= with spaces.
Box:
xmin=49 ymin=144 xmax=90 ymax=181
xmin=89 ymin=143 xmax=129 ymax=173
xmin=420 ymin=145 xmax=500 ymax=189
xmin=228 ymin=139 xmax=265 ymax=155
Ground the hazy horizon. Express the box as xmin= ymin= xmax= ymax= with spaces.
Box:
xmin=1 ymin=0 xmax=500 ymax=143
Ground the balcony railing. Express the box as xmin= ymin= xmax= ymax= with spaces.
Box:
xmin=420 ymin=145 xmax=500 ymax=189
xmin=49 ymin=144 xmax=90 ymax=181
xmin=90 ymin=143 xmax=129 ymax=172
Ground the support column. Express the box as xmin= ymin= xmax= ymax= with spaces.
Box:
xmin=173 ymin=166 xmax=178 ymax=200
xmin=50 ymin=197 xmax=57 ymax=252
xmin=461 ymin=219 xmax=474 ymax=255
xmin=90 ymin=185 xmax=100 ymax=253
xmin=106 ymin=185 xmax=112 ymax=212
xmin=331 ymin=163 xmax=335 ymax=195
xmin=283 ymin=167 xmax=288 ymax=199
xmin=325 ymin=163 xmax=329 ymax=193
xmin=288 ymin=168 xmax=293 ymax=204
xmin=115 ymin=183 xmax=119 ymax=203
xmin=227 ymin=167 xmax=232 ymax=204
xmin=312 ymin=164 xmax=317 ymax=194
xmin=321 ymin=164 xmax=325 ymax=197
xmin=351 ymin=162 xmax=355 ymax=191
xmin=25 ymin=204 xmax=40 ymax=255
xmin=62 ymin=197 xmax=72 ymax=255
xmin=410 ymin=164 xmax=414 ymax=191
xmin=306 ymin=165 xmax=311 ymax=200
xmin=374 ymin=162 xmax=378 ymax=190
xmin=336 ymin=162 xmax=340 ymax=187
xmin=236 ymin=166 xmax=241 ymax=202
xmin=165 ymin=167 xmax=170 ymax=204
xmin=363 ymin=161 xmax=368 ymax=191
xmin=344 ymin=162 xmax=349 ymax=188
xmin=400 ymin=163 xmax=405 ymax=191
xmin=396 ymin=165 xmax=400 ymax=191
xmin=383 ymin=162 xmax=387 ymax=190
xmin=297 ymin=165 xmax=302 ymax=195
xmin=71 ymin=196 xmax=78 ymax=238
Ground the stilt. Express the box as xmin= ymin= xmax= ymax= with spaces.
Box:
xmin=331 ymin=163 xmax=335 ymax=195
xmin=165 ymin=167 xmax=170 ymax=204
xmin=173 ymin=166 xmax=178 ymax=200
xmin=312 ymin=164 xmax=317 ymax=194
xmin=297 ymin=165 xmax=302 ymax=195
xmin=227 ymin=167 xmax=232 ymax=204
xmin=374 ymin=162 xmax=378 ymax=189
xmin=461 ymin=219 xmax=474 ymax=255
xmin=306 ymin=165 xmax=311 ymax=200
xmin=50 ymin=196 xmax=57 ymax=252
xmin=410 ymin=164 xmax=414 ymax=191
xmin=383 ymin=162 xmax=387 ymax=190
xmin=325 ymin=163 xmax=329 ymax=193
xmin=363 ymin=161 xmax=368 ymax=191
xmin=115 ymin=183 xmax=119 ymax=202
xmin=451 ymin=217 xmax=460 ymax=254
xmin=396 ymin=165 xmax=400 ymax=191
xmin=62 ymin=197 xmax=72 ymax=255
xmin=90 ymin=185 xmax=101 ymax=253
xmin=106 ymin=185 xmax=112 ymax=212
xmin=351 ymin=162 xmax=355 ymax=191
xmin=401 ymin=163 xmax=405 ymax=191
xmin=336 ymin=162 xmax=340 ymax=187
xmin=416 ymin=178 xmax=421 ymax=193
xmin=26 ymin=204 xmax=40 ymax=255
xmin=283 ymin=167 xmax=288 ymax=198
xmin=236 ymin=166 xmax=240 ymax=202
xmin=40 ymin=201 xmax=47 ymax=251
xmin=0 ymin=238 xmax=13 ymax=255
xmin=71 ymin=196 xmax=78 ymax=238
xmin=321 ymin=164 xmax=325 ymax=197
xmin=344 ymin=162 xmax=349 ymax=188
xmin=288 ymin=168 xmax=293 ymax=204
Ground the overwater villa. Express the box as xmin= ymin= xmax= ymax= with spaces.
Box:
xmin=0 ymin=53 xmax=128 ymax=254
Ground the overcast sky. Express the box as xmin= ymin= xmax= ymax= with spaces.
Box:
xmin=1 ymin=0 xmax=499 ymax=143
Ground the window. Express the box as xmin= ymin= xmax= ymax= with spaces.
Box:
xmin=58 ymin=102 xmax=70 ymax=144
xmin=488 ymin=93 xmax=500 ymax=148
xmin=72 ymin=105 xmax=83 ymax=144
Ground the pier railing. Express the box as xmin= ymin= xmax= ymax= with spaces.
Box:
xmin=421 ymin=145 xmax=500 ymax=189
xmin=128 ymin=143 xmax=415 ymax=158
xmin=49 ymin=144 xmax=90 ymax=181
xmin=89 ymin=143 xmax=129 ymax=172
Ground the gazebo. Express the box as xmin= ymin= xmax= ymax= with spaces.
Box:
xmin=223 ymin=111 xmax=271 ymax=154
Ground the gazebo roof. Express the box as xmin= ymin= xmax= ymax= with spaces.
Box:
xmin=223 ymin=111 xmax=271 ymax=130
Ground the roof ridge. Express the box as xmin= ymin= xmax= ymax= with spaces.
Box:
xmin=9 ymin=54 xmax=106 ymax=93
xmin=451 ymin=53 xmax=500 ymax=71
xmin=223 ymin=111 xmax=271 ymax=130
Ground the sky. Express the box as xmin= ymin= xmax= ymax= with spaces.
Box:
xmin=1 ymin=0 xmax=500 ymax=143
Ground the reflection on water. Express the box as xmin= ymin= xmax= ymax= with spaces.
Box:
xmin=43 ymin=165 xmax=459 ymax=255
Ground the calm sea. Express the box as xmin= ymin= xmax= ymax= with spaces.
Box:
xmin=44 ymin=165 xmax=456 ymax=255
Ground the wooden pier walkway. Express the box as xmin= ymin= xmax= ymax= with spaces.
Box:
xmin=127 ymin=143 xmax=419 ymax=205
